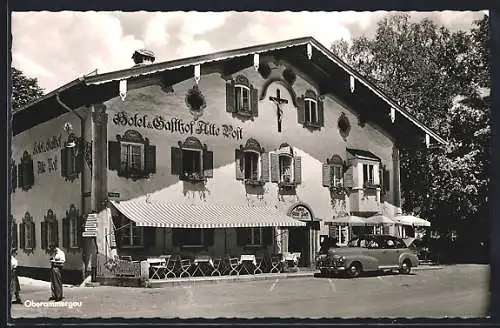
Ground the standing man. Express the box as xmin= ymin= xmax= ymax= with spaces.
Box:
xmin=48 ymin=245 xmax=66 ymax=301
xmin=11 ymin=249 xmax=22 ymax=304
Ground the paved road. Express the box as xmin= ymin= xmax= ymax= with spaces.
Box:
xmin=11 ymin=264 xmax=489 ymax=319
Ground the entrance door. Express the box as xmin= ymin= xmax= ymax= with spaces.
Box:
xmin=288 ymin=227 xmax=310 ymax=267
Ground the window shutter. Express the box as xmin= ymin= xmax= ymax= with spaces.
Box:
xmin=270 ymin=152 xmax=279 ymax=182
xmin=108 ymin=141 xmax=121 ymax=171
xmin=60 ymin=148 xmax=68 ymax=177
xmin=31 ymin=222 xmax=36 ymax=249
xmin=19 ymin=223 xmax=25 ymax=250
xmin=17 ymin=164 xmax=24 ymax=189
xmin=172 ymin=229 xmax=182 ymax=247
xmin=260 ymin=152 xmax=270 ymax=182
xmin=226 ymin=80 xmax=236 ymax=113
xmin=343 ymin=166 xmax=354 ymax=188
xmin=297 ymin=95 xmax=306 ymax=124
xmin=383 ymin=168 xmax=390 ymax=191
xmin=251 ymin=85 xmax=259 ymax=117
xmin=63 ymin=217 xmax=70 ymax=249
xmin=145 ymin=144 xmax=157 ymax=174
xmin=144 ymin=227 xmax=156 ymax=248
xmin=293 ymin=156 xmax=302 ymax=184
xmin=53 ymin=221 xmax=59 ymax=247
xmin=12 ymin=222 xmax=18 ymax=249
xmin=77 ymin=215 xmax=83 ymax=247
xmin=235 ymin=149 xmax=244 ymax=180
xmin=203 ymin=150 xmax=214 ymax=178
xmin=263 ymin=228 xmax=273 ymax=246
xmin=318 ymin=99 xmax=324 ymax=127
xmin=171 ymin=147 xmax=183 ymax=176
xmin=41 ymin=221 xmax=48 ymax=250
xmin=203 ymin=229 xmax=214 ymax=246
xmin=26 ymin=159 xmax=34 ymax=188
xmin=12 ymin=161 xmax=17 ymax=192
xmin=322 ymin=164 xmax=331 ymax=187
xmin=236 ymin=228 xmax=248 ymax=246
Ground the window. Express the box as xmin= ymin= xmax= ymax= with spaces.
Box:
xmin=172 ymin=228 xmax=214 ymax=247
xmin=63 ymin=205 xmax=81 ymax=250
xmin=108 ymin=130 xmax=157 ymax=180
xmin=244 ymin=151 xmax=259 ymax=180
xmin=182 ymin=149 xmax=202 ymax=177
xmin=121 ymin=142 xmax=144 ymax=172
xmin=323 ymin=155 xmax=344 ymax=189
xmin=20 ymin=212 xmax=35 ymax=251
xmin=305 ymin=98 xmax=318 ymax=124
xmin=279 ymin=155 xmax=293 ymax=183
xmin=41 ymin=209 xmax=59 ymax=250
xmin=246 ymin=227 xmax=262 ymax=246
xmin=363 ymin=164 xmax=375 ymax=185
xmin=226 ymin=75 xmax=258 ymax=117
xmin=333 ymin=165 xmax=343 ymax=187
xmin=237 ymin=227 xmax=272 ymax=247
xmin=181 ymin=229 xmax=203 ymax=246
xmin=69 ymin=217 xmax=79 ymax=248
xmin=18 ymin=151 xmax=35 ymax=191
xmin=120 ymin=217 xmax=143 ymax=247
xmin=235 ymin=85 xmax=251 ymax=113
xmin=337 ymin=226 xmax=349 ymax=245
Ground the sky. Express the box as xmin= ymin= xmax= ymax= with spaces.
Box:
xmin=11 ymin=11 xmax=487 ymax=93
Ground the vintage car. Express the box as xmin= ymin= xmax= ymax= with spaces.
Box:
xmin=316 ymin=234 xmax=419 ymax=278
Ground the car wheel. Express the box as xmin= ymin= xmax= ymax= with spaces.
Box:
xmin=346 ymin=262 xmax=362 ymax=278
xmin=399 ymin=260 xmax=412 ymax=274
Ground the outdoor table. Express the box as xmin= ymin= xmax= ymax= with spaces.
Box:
xmin=238 ymin=255 xmax=257 ymax=275
xmin=192 ymin=256 xmax=214 ymax=276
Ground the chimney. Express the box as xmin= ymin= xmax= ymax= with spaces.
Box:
xmin=132 ymin=49 xmax=156 ymax=67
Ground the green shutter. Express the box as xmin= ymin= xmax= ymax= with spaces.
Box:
xmin=318 ymin=99 xmax=324 ymax=127
xmin=145 ymin=144 xmax=157 ymax=174
xmin=108 ymin=141 xmax=121 ymax=171
xmin=297 ymin=95 xmax=306 ymax=124
xmin=19 ymin=223 xmax=25 ymax=250
xmin=270 ymin=153 xmax=279 ymax=182
xmin=26 ymin=159 xmax=34 ymax=188
xmin=293 ymin=156 xmax=302 ymax=184
xmin=63 ymin=217 xmax=70 ymax=249
xmin=41 ymin=221 xmax=48 ymax=250
xmin=77 ymin=215 xmax=83 ymax=247
xmin=251 ymin=85 xmax=259 ymax=117
xmin=203 ymin=150 xmax=214 ymax=178
xmin=322 ymin=164 xmax=331 ymax=187
xmin=171 ymin=147 xmax=182 ymax=176
xmin=12 ymin=221 xmax=18 ymax=250
xmin=260 ymin=152 xmax=270 ymax=182
xmin=17 ymin=164 xmax=24 ymax=189
xmin=226 ymin=80 xmax=236 ymax=113
xmin=235 ymin=149 xmax=244 ymax=180
xmin=31 ymin=222 xmax=36 ymax=249
xmin=53 ymin=221 xmax=59 ymax=247
xmin=343 ymin=166 xmax=354 ymax=188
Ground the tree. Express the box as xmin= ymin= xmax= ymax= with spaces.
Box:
xmin=331 ymin=14 xmax=490 ymax=260
xmin=11 ymin=67 xmax=44 ymax=111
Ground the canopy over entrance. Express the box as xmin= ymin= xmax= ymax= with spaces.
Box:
xmin=110 ymin=199 xmax=306 ymax=228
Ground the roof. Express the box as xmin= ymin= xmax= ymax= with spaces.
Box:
xmin=111 ymin=200 xmax=306 ymax=228
xmin=13 ymin=36 xmax=446 ymax=146
xmin=347 ymin=149 xmax=381 ymax=161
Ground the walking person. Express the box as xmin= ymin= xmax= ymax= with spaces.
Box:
xmin=11 ymin=249 xmax=22 ymax=304
xmin=48 ymin=245 xmax=66 ymax=302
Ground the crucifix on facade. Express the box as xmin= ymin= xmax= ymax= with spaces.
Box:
xmin=269 ymin=89 xmax=288 ymax=132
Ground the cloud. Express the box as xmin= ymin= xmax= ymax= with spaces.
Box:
xmin=12 ymin=11 xmax=485 ymax=93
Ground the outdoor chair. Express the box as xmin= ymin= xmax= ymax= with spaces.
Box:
xmin=211 ymin=258 xmax=223 ymax=276
xmin=179 ymin=259 xmax=192 ymax=278
xmin=165 ymin=257 xmax=177 ymax=278
xmin=270 ymin=255 xmax=282 ymax=273
xmin=254 ymin=256 xmax=264 ymax=274
xmin=227 ymin=257 xmax=240 ymax=276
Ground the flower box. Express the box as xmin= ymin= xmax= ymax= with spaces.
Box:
xmin=180 ymin=172 xmax=207 ymax=183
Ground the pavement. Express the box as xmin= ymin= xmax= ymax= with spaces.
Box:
xmin=10 ymin=264 xmax=489 ymax=319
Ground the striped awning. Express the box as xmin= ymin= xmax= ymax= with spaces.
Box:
xmin=110 ymin=200 xmax=306 ymax=228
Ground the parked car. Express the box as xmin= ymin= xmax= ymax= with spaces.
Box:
xmin=316 ymin=234 xmax=419 ymax=278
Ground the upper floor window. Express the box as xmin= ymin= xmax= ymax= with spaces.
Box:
xmin=270 ymin=143 xmax=302 ymax=187
xmin=171 ymin=137 xmax=213 ymax=183
xmin=41 ymin=209 xmax=59 ymax=250
xmin=346 ymin=149 xmax=381 ymax=189
xmin=235 ymin=138 xmax=268 ymax=184
xmin=322 ymin=155 xmax=344 ymax=189
xmin=20 ymin=212 xmax=35 ymax=252
xmin=109 ymin=130 xmax=156 ymax=180
xmin=61 ymin=133 xmax=83 ymax=182
xmin=17 ymin=151 xmax=35 ymax=191
xmin=298 ymin=90 xmax=324 ymax=129
xmin=226 ymin=75 xmax=259 ymax=117
xmin=363 ymin=164 xmax=375 ymax=185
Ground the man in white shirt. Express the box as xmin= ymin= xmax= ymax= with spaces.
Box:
xmin=11 ymin=249 xmax=22 ymax=304
xmin=48 ymin=245 xmax=66 ymax=301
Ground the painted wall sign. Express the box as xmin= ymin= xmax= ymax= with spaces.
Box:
xmin=290 ymin=205 xmax=313 ymax=221
xmin=112 ymin=111 xmax=243 ymax=140
xmin=32 ymin=133 xmax=62 ymax=155
xmin=36 ymin=156 xmax=58 ymax=175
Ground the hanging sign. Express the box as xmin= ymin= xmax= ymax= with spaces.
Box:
xmin=82 ymin=213 xmax=98 ymax=237
xmin=290 ymin=205 xmax=313 ymax=221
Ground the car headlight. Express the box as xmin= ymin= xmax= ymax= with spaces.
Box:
xmin=334 ymin=256 xmax=346 ymax=265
